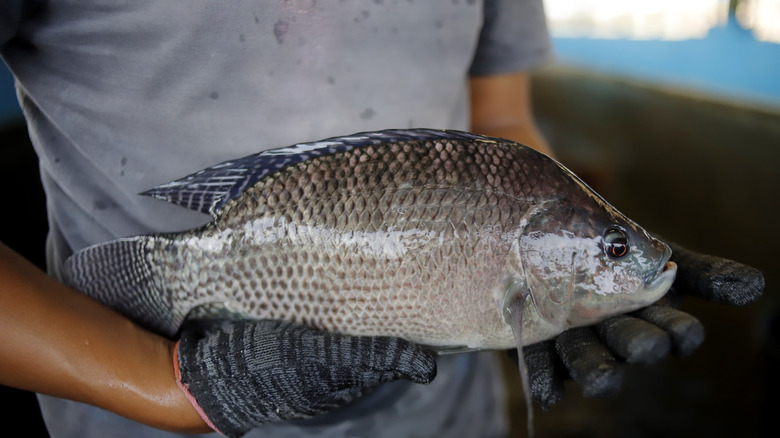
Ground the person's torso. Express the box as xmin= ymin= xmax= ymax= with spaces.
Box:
xmin=0 ymin=1 xmax=552 ymax=436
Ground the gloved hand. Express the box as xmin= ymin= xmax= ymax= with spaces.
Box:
xmin=519 ymin=240 xmax=765 ymax=409
xmin=173 ymin=319 xmax=437 ymax=437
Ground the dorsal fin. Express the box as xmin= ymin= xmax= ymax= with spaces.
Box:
xmin=141 ymin=129 xmax=497 ymax=215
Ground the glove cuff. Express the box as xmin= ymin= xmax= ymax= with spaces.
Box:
xmin=173 ymin=340 xmax=224 ymax=436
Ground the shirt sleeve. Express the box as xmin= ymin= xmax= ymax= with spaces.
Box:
xmin=468 ymin=0 xmax=554 ymax=76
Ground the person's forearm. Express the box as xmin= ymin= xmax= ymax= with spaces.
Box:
xmin=0 ymin=242 xmax=210 ymax=433
xmin=469 ymin=72 xmax=555 ymax=158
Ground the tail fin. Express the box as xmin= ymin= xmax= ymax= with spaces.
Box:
xmin=64 ymin=237 xmax=181 ymax=337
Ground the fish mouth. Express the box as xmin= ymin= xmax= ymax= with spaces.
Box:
xmin=642 ymin=243 xmax=676 ymax=293
xmin=643 ymin=260 xmax=677 ymax=294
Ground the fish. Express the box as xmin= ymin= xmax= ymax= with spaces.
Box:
xmin=65 ymin=129 xmax=676 ymax=353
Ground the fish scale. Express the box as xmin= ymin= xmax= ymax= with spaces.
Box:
xmin=65 ymin=129 xmax=676 ymax=354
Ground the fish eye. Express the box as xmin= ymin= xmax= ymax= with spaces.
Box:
xmin=604 ymin=228 xmax=629 ymax=259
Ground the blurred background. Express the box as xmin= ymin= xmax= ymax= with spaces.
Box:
xmin=1 ymin=0 xmax=778 ymax=437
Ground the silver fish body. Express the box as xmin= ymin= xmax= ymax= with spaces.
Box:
xmin=65 ymin=129 xmax=676 ymax=350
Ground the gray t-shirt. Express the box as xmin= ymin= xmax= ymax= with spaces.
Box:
xmin=2 ymin=1 xmax=552 ymax=437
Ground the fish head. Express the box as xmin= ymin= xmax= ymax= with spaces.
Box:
xmin=511 ymin=188 xmax=677 ymax=342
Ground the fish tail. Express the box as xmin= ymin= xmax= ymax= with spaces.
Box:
xmin=64 ymin=237 xmax=179 ymax=337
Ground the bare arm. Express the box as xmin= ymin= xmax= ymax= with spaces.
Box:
xmin=469 ymin=71 xmax=554 ymax=158
xmin=0 ymin=242 xmax=210 ymax=433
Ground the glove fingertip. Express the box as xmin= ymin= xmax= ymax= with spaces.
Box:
xmin=556 ymin=328 xmax=624 ymax=399
xmin=535 ymin=387 xmax=563 ymax=411
xmin=521 ymin=342 xmax=565 ymax=409
xmin=670 ymin=319 xmax=705 ymax=357
xmin=365 ymin=337 xmax=437 ymax=384
xmin=597 ymin=316 xmax=670 ymax=364
xmin=635 ymin=306 xmax=706 ymax=357
xmin=518 ymin=362 xmax=564 ymax=409
xmin=580 ymin=362 xmax=624 ymax=399
xmin=402 ymin=348 xmax=438 ymax=384
xmin=668 ymin=241 xmax=765 ymax=306
xmin=706 ymin=266 xmax=765 ymax=306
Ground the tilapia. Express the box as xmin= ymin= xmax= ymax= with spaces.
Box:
xmin=65 ymin=129 xmax=677 ymax=355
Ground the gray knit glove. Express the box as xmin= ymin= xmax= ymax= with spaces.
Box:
xmin=521 ymin=241 xmax=765 ymax=408
xmin=174 ymin=319 xmax=437 ymax=437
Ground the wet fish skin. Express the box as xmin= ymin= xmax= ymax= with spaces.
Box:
xmin=64 ymin=129 xmax=675 ymax=350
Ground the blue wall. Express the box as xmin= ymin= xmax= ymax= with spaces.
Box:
xmin=552 ymin=20 xmax=780 ymax=108
xmin=0 ymin=63 xmax=21 ymax=125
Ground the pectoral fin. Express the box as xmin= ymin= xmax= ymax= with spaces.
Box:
xmin=504 ymin=294 xmax=535 ymax=438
